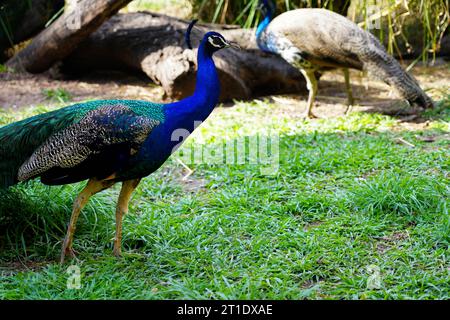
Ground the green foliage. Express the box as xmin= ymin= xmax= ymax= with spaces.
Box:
xmin=350 ymin=172 xmax=448 ymax=217
xmin=128 ymin=0 xmax=187 ymax=11
xmin=355 ymin=0 xmax=449 ymax=61
xmin=126 ymin=0 xmax=192 ymax=17
xmin=42 ymin=88 xmax=72 ymax=104
xmin=0 ymin=93 xmax=448 ymax=299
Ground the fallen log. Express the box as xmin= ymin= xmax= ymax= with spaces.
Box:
xmin=6 ymin=0 xmax=133 ymax=73
xmin=0 ymin=0 xmax=64 ymax=62
xmin=62 ymin=12 xmax=306 ymax=101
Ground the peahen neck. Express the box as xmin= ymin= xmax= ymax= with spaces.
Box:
xmin=164 ymin=40 xmax=220 ymax=124
xmin=256 ymin=5 xmax=274 ymax=52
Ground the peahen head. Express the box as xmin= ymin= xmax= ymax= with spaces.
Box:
xmin=258 ymin=0 xmax=276 ymax=19
xmin=256 ymin=0 xmax=276 ymax=50
xmin=256 ymin=0 xmax=276 ymax=43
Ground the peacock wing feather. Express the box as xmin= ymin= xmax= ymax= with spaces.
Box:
xmin=0 ymin=100 xmax=164 ymax=187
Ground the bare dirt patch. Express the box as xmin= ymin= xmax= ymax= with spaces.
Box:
xmin=0 ymin=260 xmax=49 ymax=275
xmin=158 ymin=163 xmax=208 ymax=195
xmin=303 ymin=221 xmax=323 ymax=232
xmin=376 ymin=231 xmax=410 ymax=254
xmin=0 ymin=70 xmax=166 ymax=111
xmin=1 ymin=60 xmax=448 ymax=123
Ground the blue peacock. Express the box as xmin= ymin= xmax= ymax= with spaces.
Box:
xmin=256 ymin=0 xmax=434 ymax=118
xmin=0 ymin=22 xmax=233 ymax=262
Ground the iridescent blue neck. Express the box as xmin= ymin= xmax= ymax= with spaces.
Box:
xmin=163 ymin=39 xmax=220 ymax=126
xmin=256 ymin=5 xmax=274 ymax=52
xmin=135 ymin=36 xmax=221 ymax=171
xmin=191 ymin=41 xmax=221 ymax=114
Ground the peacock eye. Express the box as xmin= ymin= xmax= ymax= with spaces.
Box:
xmin=208 ymin=36 xmax=224 ymax=48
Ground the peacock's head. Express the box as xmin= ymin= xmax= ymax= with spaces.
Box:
xmin=185 ymin=20 xmax=239 ymax=53
xmin=203 ymin=32 xmax=233 ymax=52
xmin=258 ymin=0 xmax=276 ymax=17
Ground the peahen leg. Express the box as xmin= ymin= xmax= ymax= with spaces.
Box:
xmin=299 ymin=69 xmax=318 ymax=119
xmin=61 ymin=178 xmax=115 ymax=263
xmin=113 ymin=178 xmax=141 ymax=257
xmin=343 ymin=68 xmax=354 ymax=115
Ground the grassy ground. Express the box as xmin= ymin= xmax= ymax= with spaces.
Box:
xmin=124 ymin=0 xmax=191 ymax=18
xmin=0 ymin=87 xmax=448 ymax=299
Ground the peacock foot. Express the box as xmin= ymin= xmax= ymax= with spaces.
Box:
xmin=300 ymin=111 xmax=319 ymax=119
xmin=345 ymin=105 xmax=353 ymax=116
xmin=60 ymin=245 xmax=78 ymax=264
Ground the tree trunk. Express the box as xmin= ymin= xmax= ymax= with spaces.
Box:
xmin=0 ymin=0 xmax=64 ymax=62
xmin=62 ymin=12 xmax=305 ymax=101
xmin=6 ymin=0 xmax=132 ymax=73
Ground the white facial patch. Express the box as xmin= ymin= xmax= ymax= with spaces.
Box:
xmin=208 ymin=36 xmax=224 ymax=48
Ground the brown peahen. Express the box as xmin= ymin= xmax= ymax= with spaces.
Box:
xmin=256 ymin=0 xmax=434 ymax=118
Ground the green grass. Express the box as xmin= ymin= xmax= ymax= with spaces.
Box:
xmin=0 ymin=95 xmax=449 ymax=299
xmin=125 ymin=0 xmax=191 ymax=16
xmin=41 ymin=88 xmax=72 ymax=104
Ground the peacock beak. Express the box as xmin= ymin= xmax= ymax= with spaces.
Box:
xmin=224 ymin=40 xmax=241 ymax=50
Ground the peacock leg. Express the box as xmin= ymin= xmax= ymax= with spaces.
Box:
xmin=60 ymin=178 xmax=115 ymax=263
xmin=113 ymin=178 xmax=141 ymax=257
xmin=343 ymin=68 xmax=354 ymax=115
xmin=300 ymin=69 xmax=318 ymax=119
